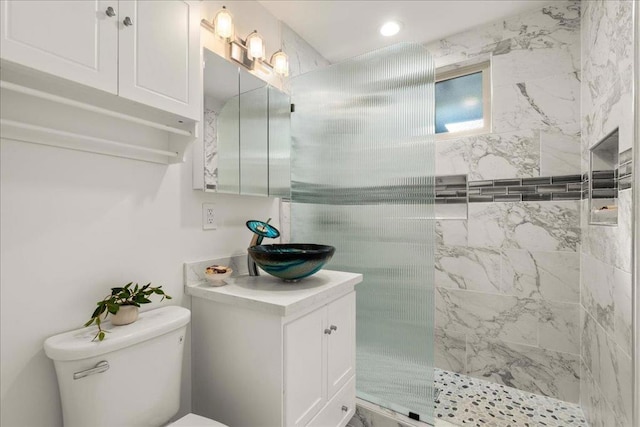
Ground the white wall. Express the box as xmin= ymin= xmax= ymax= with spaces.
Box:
xmin=0 ymin=1 xmax=328 ymax=426
xmin=0 ymin=139 xmax=279 ymax=427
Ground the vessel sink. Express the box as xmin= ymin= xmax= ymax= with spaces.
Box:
xmin=247 ymin=244 xmax=335 ymax=281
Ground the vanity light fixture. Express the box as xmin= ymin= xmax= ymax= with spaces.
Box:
xmin=380 ymin=20 xmax=402 ymax=37
xmin=213 ymin=6 xmax=234 ymax=40
xmin=246 ymin=30 xmax=265 ymax=60
xmin=270 ymin=50 xmax=289 ymax=76
xmin=201 ymin=11 xmax=288 ymax=76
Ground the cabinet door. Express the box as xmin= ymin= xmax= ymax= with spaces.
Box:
xmin=326 ymin=292 xmax=355 ymax=397
xmin=284 ymin=307 xmax=326 ymax=426
xmin=118 ymin=0 xmax=200 ymax=120
xmin=0 ymin=0 xmax=118 ymax=93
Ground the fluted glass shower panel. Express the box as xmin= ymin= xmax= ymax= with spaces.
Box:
xmin=290 ymin=43 xmax=436 ymax=422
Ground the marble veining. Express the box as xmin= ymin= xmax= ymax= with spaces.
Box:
xmin=435 ymin=328 xmax=466 ymax=374
xmin=468 ymin=201 xmax=580 ymax=252
xmin=466 ymin=130 xmax=540 ymax=180
xmin=540 ymin=123 xmax=581 ymax=177
xmin=581 ymin=306 xmax=633 ymax=426
xmin=425 ymin=1 xmax=580 ymax=69
xmin=538 ymin=300 xmax=580 ymax=354
xmin=436 ymin=288 xmax=538 ymax=345
xmin=465 ymin=338 xmax=580 ymax=403
xmin=501 ymin=249 xmax=580 ymax=302
xmin=282 ymin=23 xmax=330 ymax=82
xmin=203 ymin=107 xmax=218 ymax=189
xmin=436 ymin=246 xmax=501 ymax=293
xmin=436 ymin=220 xmax=468 ymax=247
xmin=493 ymin=73 xmax=580 ymax=134
xmin=612 ymin=267 xmax=632 ymax=356
xmin=580 ymin=252 xmax=615 ymax=335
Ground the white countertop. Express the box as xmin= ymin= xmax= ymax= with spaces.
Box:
xmin=185 ymin=269 xmax=363 ymax=317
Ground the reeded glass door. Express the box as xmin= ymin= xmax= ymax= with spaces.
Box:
xmin=290 ymin=43 xmax=436 ymax=422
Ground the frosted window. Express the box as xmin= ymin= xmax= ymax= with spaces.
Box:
xmin=435 ymin=62 xmax=490 ymax=137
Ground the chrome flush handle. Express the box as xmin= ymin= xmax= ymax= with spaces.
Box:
xmin=73 ymin=360 xmax=109 ymax=380
xmin=105 ymin=6 xmax=116 ymax=17
xmin=123 ymin=16 xmax=133 ymax=26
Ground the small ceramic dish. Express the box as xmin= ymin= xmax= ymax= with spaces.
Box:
xmin=204 ymin=265 xmax=233 ymax=286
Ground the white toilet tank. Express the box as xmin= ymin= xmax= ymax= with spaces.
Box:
xmin=44 ymin=306 xmax=190 ymax=427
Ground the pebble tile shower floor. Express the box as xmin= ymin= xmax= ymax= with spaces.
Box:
xmin=434 ymin=369 xmax=588 ymax=426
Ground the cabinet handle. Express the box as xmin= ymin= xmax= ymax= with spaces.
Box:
xmin=324 ymin=328 xmax=332 ymax=335
xmin=123 ymin=16 xmax=133 ymax=26
xmin=330 ymin=325 xmax=338 ymax=331
xmin=341 ymin=405 xmax=348 ymax=412
xmin=105 ymin=6 xmax=116 ymax=17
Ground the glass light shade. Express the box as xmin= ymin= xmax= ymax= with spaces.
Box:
xmin=271 ymin=50 xmax=289 ymax=76
xmin=246 ymin=31 xmax=265 ymax=60
xmin=213 ymin=6 xmax=234 ymax=39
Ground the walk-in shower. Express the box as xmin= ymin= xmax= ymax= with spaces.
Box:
xmin=289 ymin=43 xmax=436 ymax=423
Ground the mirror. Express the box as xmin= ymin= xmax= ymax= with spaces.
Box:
xmin=202 ymin=47 xmax=290 ymax=197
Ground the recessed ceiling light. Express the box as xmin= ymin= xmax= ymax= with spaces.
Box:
xmin=380 ymin=21 xmax=402 ymax=37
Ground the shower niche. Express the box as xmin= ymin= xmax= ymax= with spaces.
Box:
xmin=589 ymin=128 xmax=619 ymax=225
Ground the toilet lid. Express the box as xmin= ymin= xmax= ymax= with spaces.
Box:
xmin=170 ymin=413 xmax=227 ymax=427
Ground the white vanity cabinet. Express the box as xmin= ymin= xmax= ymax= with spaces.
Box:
xmin=188 ymin=270 xmax=362 ymax=427
xmin=285 ymin=292 xmax=355 ymax=427
xmin=0 ymin=0 xmax=200 ymax=120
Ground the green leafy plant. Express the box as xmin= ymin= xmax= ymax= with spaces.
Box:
xmin=84 ymin=282 xmax=172 ymax=341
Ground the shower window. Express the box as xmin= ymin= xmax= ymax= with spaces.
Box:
xmin=435 ymin=61 xmax=491 ymax=139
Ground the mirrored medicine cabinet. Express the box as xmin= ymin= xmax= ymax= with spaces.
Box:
xmin=201 ymin=47 xmax=291 ymax=198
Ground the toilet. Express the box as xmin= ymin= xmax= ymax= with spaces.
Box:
xmin=44 ymin=306 xmax=225 ymax=427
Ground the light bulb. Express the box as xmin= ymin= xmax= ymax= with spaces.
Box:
xmin=246 ymin=31 xmax=265 ymax=60
xmin=213 ymin=6 xmax=233 ymax=40
xmin=271 ymin=50 xmax=289 ymax=76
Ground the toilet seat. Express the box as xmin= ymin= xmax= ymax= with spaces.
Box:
xmin=169 ymin=413 xmax=227 ymax=427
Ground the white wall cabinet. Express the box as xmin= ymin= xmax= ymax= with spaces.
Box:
xmin=0 ymin=0 xmax=118 ymax=94
xmin=0 ymin=0 xmax=200 ymax=120
xmin=189 ymin=270 xmax=361 ymax=427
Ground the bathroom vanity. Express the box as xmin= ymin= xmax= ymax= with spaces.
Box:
xmin=186 ymin=269 xmax=362 ymax=427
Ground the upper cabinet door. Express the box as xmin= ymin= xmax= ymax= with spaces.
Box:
xmin=117 ymin=0 xmax=200 ymax=120
xmin=326 ymin=292 xmax=355 ymax=397
xmin=0 ymin=0 xmax=118 ymax=93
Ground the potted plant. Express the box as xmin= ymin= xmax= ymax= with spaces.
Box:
xmin=84 ymin=282 xmax=172 ymax=341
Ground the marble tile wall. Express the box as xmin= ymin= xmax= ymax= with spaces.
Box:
xmin=428 ymin=1 xmax=585 ymax=404
xmin=579 ymin=1 xmax=634 ymax=426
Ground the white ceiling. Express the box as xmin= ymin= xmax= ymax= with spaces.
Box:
xmin=259 ymin=1 xmax=552 ymax=63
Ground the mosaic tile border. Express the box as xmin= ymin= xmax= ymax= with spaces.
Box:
xmin=436 ymin=148 xmax=632 ymax=205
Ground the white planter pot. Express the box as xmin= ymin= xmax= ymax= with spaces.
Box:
xmin=111 ymin=305 xmax=139 ymax=326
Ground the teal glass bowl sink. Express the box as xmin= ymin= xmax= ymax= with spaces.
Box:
xmin=247 ymin=244 xmax=335 ymax=281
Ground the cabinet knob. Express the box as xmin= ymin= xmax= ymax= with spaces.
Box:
xmin=324 ymin=328 xmax=332 ymax=335
xmin=341 ymin=405 xmax=348 ymax=412
xmin=123 ymin=16 xmax=133 ymax=26
xmin=105 ymin=6 xmax=116 ymax=17
xmin=330 ymin=325 xmax=338 ymax=331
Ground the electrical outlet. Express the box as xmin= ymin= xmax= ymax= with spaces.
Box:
xmin=202 ymin=203 xmax=217 ymax=230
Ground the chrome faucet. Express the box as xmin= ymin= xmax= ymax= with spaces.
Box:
xmin=246 ymin=218 xmax=281 ymax=276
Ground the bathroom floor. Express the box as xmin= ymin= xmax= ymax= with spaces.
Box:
xmin=434 ymin=369 xmax=588 ymax=426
